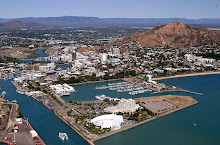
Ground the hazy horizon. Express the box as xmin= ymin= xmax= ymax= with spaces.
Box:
xmin=1 ymin=16 xmax=220 ymax=19
xmin=0 ymin=0 xmax=219 ymax=19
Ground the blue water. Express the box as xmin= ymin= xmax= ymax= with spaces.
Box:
xmin=19 ymin=48 xmax=48 ymax=63
xmin=62 ymin=80 xmax=157 ymax=102
xmin=95 ymin=74 xmax=220 ymax=145
xmin=1 ymin=74 xmax=220 ymax=145
xmin=0 ymin=78 xmax=88 ymax=145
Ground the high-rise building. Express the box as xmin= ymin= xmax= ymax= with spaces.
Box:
xmin=146 ymin=74 xmax=152 ymax=82
xmin=100 ymin=53 xmax=108 ymax=63
xmin=112 ymin=47 xmax=120 ymax=56
xmin=118 ymin=98 xmax=139 ymax=112
xmin=72 ymin=52 xmax=77 ymax=61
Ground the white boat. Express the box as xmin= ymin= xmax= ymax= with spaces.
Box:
xmin=17 ymin=90 xmax=24 ymax=95
xmin=95 ymin=94 xmax=112 ymax=100
xmin=56 ymin=67 xmax=62 ymax=71
xmin=2 ymin=91 xmax=6 ymax=96
xmin=61 ymin=92 xmax=70 ymax=96
xmin=59 ymin=132 xmax=68 ymax=140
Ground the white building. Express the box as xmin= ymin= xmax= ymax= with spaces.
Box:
xmin=112 ymin=47 xmax=120 ymax=56
xmin=100 ymin=53 xmax=108 ymax=63
xmin=184 ymin=54 xmax=215 ymax=64
xmin=39 ymin=65 xmax=51 ymax=72
xmin=49 ymin=83 xmax=75 ymax=96
xmin=39 ymin=63 xmax=55 ymax=72
xmin=89 ymin=114 xmax=123 ymax=130
xmin=118 ymin=98 xmax=140 ymax=112
xmin=25 ymin=73 xmax=45 ymax=81
xmin=14 ymin=77 xmax=25 ymax=83
xmin=146 ymin=74 xmax=157 ymax=84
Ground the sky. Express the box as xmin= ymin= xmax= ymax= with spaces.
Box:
xmin=0 ymin=0 xmax=219 ymax=19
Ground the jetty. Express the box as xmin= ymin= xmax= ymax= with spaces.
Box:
xmin=92 ymin=95 xmax=198 ymax=142
xmin=0 ymin=102 xmax=45 ymax=145
xmin=11 ymin=78 xmax=199 ymax=145
xmin=160 ymin=89 xmax=204 ymax=96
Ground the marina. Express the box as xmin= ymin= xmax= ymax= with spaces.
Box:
xmin=0 ymin=4 xmax=219 ymax=144
xmin=95 ymin=74 xmax=220 ymax=145
xmin=95 ymin=81 xmax=152 ymax=95
xmin=62 ymin=80 xmax=159 ymax=102
xmin=0 ymin=74 xmax=219 ymax=145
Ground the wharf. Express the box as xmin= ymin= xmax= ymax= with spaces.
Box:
xmin=0 ymin=102 xmax=45 ymax=145
xmin=160 ymin=89 xmax=204 ymax=96
xmin=14 ymin=120 xmax=46 ymax=145
xmin=122 ymin=77 xmax=204 ymax=96
xmin=11 ymin=79 xmax=199 ymax=145
xmin=92 ymin=95 xmax=198 ymax=142
xmin=11 ymin=80 xmax=94 ymax=144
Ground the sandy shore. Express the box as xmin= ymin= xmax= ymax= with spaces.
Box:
xmin=152 ymin=71 xmax=220 ymax=81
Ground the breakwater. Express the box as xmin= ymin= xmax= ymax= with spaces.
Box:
xmin=92 ymin=99 xmax=198 ymax=142
xmin=11 ymin=79 xmax=199 ymax=144
xmin=54 ymin=111 xmax=95 ymax=145
xmin=160 ymin=89 xmax=203 ymax=96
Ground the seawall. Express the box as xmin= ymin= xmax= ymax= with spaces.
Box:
xmin=92 ymin=100 xmax=198 ymax=142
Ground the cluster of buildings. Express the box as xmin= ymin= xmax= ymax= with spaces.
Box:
xmin=184 ymin=54 xmax=215 ymax=66
xmin=49 ymin=84 xmax=75 ymax=96
xmin=29 ymin=63 xmax=55 ymax=72
xmin=104 ymin=98 xmax=140 ymax=114
xmin=89 ymin=98 xmax=139 ymax=130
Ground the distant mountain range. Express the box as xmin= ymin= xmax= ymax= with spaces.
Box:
xmin=0 ymin=16 xmax=220 ymax=27
xmin=0 ymin=20 xmax=53 ymax=30
xmin=107 ymin=22 xmax=220 ymax=49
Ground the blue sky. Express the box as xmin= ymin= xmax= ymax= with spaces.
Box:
xmin=0 ymin=0 xmax=219 ymax=18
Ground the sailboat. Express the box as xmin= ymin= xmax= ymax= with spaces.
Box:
xmin=194 ymin=122 xmax=196 ymax=126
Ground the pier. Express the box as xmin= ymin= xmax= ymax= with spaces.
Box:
xmin=92 ymin=95 xmax=198 ymax=142
xmin=160 ymin=89 xmax=204 ymax=96
xmin=11 ymin=78 xmax=200 ymax=145
xmin=0 ymin=102 xmax=45 ymax=145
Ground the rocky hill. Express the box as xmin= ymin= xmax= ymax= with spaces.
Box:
xmin=110 ymin=22 xmax=220 ymax=49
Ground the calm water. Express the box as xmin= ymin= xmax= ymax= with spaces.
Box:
xmin=62 ymin=80 xmax=158 ymax=102
xmin=0 ymin=78 xmax=88 ymax=145
xmin=0 ymin=74 xmax=219 ymax=145
xmin=19 ymin=48 xmax=48 ymax=63
xmin=95 ymin=74 xmax=220 ymax=145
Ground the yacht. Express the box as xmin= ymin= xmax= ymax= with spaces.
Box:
xmin=59 ymin=132 xmax=68 ymax=140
